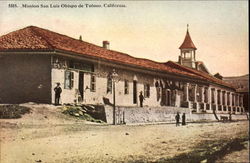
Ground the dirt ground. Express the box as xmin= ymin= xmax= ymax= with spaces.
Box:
xmin=0 ymin=104 xmax=249 ymax=163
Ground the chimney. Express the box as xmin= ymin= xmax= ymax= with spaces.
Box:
xmin=79 ymin=35 xmax=82 ymax=41
xmin=103 ymin=41 xmax=110 ymax=49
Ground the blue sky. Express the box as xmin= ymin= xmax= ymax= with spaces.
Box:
xmin=0 ymin=1 xmax=248 ymax=76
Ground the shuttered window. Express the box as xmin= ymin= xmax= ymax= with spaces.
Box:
xmin=90 ymin=75 xmax=96 ymax=92
xmin=65 ymin=71 xmax=74 ymax=89
xmin=124 ymin=80 xmax=129 ymax=94
xmin=107 ymin=77 xmax=112 ymax=93
xmin=144 ymin=84 xmax=150 ymax=98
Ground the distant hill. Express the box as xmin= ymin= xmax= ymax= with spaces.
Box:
xmin=223 ymin=74 xmax=249 ymax=92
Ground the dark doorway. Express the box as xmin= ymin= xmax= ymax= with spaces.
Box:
xmin=166 ymin=90 xmax=171 ymax=106
xmin=133 ymin=80 xmax=137 ymax=104
xmin=78 ymin=72 xmax=84 ymax=101
xmin=161 ymin=88 xmax=166 ymax=106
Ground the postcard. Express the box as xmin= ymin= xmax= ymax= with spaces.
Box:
xmin=0 ymin=1 xmax=248 ymax=163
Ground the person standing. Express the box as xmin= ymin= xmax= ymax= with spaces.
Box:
xmin=182 ymin=113 xmax=186 ymax=125
xmin=175 ymin=112 xmax=180 ymax=126
xmin=54 ymin=83 xmax=62 ymax=105
xmin=139 ymin=91 xmax=145 ymax=107
xmin=229 ymin=112 xmax=232 ymax=121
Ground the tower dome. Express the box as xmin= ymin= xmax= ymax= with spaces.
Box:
xmin=179 ymin=25 xmax=197 ymax=50
xmin=178 ymin=25 xmax=197 ymax=68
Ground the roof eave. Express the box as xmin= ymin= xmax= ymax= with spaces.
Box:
xmin=0 ymin=49 xmax=54 ymax=53
xmin=54 ymin=49 xmax=208 ymax=84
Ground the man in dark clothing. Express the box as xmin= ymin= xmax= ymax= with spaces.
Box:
xmin=139 ymin=91 xmax=145 ymax=107
xmin=54 ymin=83 xmax=62 ymax=105
xmin=175 ymin=112 xmax=180 ymax=126
xmin=182 ymin=113 xmax=186 ymax=125
xmin=229 ymin=112 xmax=232 ymax=121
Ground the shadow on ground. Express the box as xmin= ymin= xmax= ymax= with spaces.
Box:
xmin=129 ymin=136 xmax=248 ymax=163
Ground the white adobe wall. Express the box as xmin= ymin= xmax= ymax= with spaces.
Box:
xmin=84 ymin=73 xmax=108 ymax=105
xmin=51 ymin=64 xmax=238 ymax=109
xmin=84 ymin=65 xmax=162 ymax=107
xmin=51 ymin=68 xmax=79 ymax=104
xmin=51 ymin=63 xmax=163 ymax=106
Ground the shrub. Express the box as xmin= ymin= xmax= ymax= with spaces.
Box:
xmin=62 ymin=106 xmax=104 ymax=123
xmin=0 ymin=105 xmax=30 ymax=119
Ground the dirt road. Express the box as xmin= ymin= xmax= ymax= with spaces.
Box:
xmin=0 ymin=104 xmax=249 ymax=163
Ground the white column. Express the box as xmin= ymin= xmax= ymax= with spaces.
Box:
xmin=240 ymin=94 xmax=244 ymax=107
xmin=221 ymin=91 xmax=224 ymax=105
xmin=215 ymin=89 xmax=217 ymax=104
xmin=201 ymin=86 xmax=205 ymax=103
xmin=239 ymin=95 xmax=242 ymax=113
xmin=193 ymin=84 xmax=199 ymax=112
xmin=208 ymin=88 xmax=211 ymax=103
xmin=220 ymin=90 xmax=222 ymax=106
xmin=236 ymin=94 xmax=239 ymax=113
xmin=229 ymin=92 xmax=232 ymax=106
xmin=223 ymin=91 xmax=227 ymax=106
xmin=184 ymin=83 xmax=189 ymax=102
xmin=194 ymin=84 xmax=197 ymax=102
xmin=214 ymin=88 xmax=218 ymax=111
xmin=208 ymin=87 xmax=212 ymax=110
xmin=224 ymin=91 xmax=227 ymax=112
xmin=241 ymin=95 xmax=245 ymax=112
xmin=219 ymin=90 xmax=222 ymax=112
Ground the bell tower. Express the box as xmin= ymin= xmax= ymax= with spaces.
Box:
xmin=178 ymin=24 xmax=197 ymax=68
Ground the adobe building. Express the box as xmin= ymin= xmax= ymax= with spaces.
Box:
xmin=0 ymin=26 xmax=245 ymax=118
xmin=223 ymin=74 xmax=249 ymax=112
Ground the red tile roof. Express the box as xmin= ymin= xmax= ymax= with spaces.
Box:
xmin=179 ymin=30 xmax=197 ymax=50
xmin=0 ymin=26 xmax=233 ymax=89
xmin=165 ymin=61 xmax=235 ymax=89
xmin=0 ymin=27 xmax=53 ymax=50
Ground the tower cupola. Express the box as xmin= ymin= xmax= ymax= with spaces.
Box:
xmin=178 ymin=24 xmax=197 ymax=68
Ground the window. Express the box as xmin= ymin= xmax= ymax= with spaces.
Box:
xmin=90 ymin=75 xmax=96 ymax=92
xmin=144 ymin=84 xmax=150 ymax=98
xmin=107 ymin=77 xmax=112 ymax=93
xmin=124 ymin=80 xmax=129 ymax=94
xmin=65 ymin=71 xmax=74 ymax=89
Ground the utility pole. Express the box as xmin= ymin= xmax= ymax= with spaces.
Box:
xmin=111 ymin=69 xmax=118 ymax=125
xmin=113 ymin=78 xmax=116 ymax=125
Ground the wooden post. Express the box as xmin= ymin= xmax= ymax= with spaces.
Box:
xmin=113 ymin=79 xmax=116 ymax=125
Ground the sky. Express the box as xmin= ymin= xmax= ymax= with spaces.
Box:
xmin=0 ymin=1 xmax=248 ymax=76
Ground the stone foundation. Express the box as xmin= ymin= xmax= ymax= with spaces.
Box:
xmin=103 ymin=105 xmax=248 ymax=124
